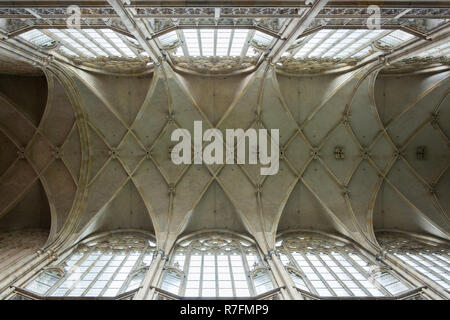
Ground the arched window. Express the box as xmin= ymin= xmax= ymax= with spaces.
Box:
xmin=377 ymin=232 xmax=450 ymax=291
xmin=160 ymin=233 xmax=274 ymax=298
xmin=25 ymin=231 xmax=156 ymax=298
xmin=276 ymin=232 xmax=411 ymax=298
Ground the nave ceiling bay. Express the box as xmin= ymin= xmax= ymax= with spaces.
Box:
xmin=0 ymin=56 xmax=448 ymax=256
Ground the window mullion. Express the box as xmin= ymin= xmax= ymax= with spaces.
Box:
xmin=84 ymin=251 xmax=114 ymax=296
xmin=213 ymin=28 xmax=218 ymax=57
xmin=317 ymin=30 xmax=352 ymax=58
xmin=304 ymin=253 xmax=334 ymax=296
xmin=304 ymin=30 xmax=336 ymax=58
xmin=199 ymin=253 xmax=204 ymax=297
xmin=214 ymin=254 xmax=219 ymax=297
xmin=96 ymin=29 xmax=128 ymax=57
xmin=430 ymin=252 xmax=449 ymax=265
xmin=295 ymin=252 xmax=319 ymax=296
xmin=99 ymin=251 xmax=130 ymax=297
xmin=337 ymin=251 xmax=371 ymax=296
xmin=64 ymin=248 xmax=96 ymax=296
xmin=96 ymin=251 xmax=117 ymax=296
xmin=407 ymin=253 xmax=446 ymax=281
xmin=79 ymin=29 xmax=112 ymax=56
xmin=197 ymin=29 xmax=203 ymax=56
xmin=79 ymin=252 xmax=104 ymax=296
xmin=334 ymin=29 xmax=370 ymax=61
xmin=118 ymin=249 xmax=144 ymax=295
xmin=344 ymin=29 xmax=392 ymax=60
xmin=228 ymin=255 xmax=236 ymax=297
xmin=328 ymin=254 xmax=354 ymax=296
xmin=420 ymin=252 xmax=446 ymax=270
xmin=227 ymin=29 xmax=235 ymax=56
xmin=60 ymin=29 xmax=100 ymax=57
xmin=316 ymin=253 xmax=346 ymax=296
xmin=340 ymin=30 xmax=388 ymax=60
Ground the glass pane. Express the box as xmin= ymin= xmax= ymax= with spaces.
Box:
xmin=30 ymin=233 xmax=155 ymax=297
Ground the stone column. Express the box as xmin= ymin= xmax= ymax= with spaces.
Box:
xmin=263 ymin=249 xmax=303 ymax=300
xmin=134 ymin=249 xmax=166 ymax=300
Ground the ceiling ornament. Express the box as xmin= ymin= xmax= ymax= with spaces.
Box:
xmin=276 ymin=56 xmax=358 ymax=74
xmin=171 ymin=56 xmax=258 ymax=74
xmin=70 ymin=56 xmax=153 ymax=74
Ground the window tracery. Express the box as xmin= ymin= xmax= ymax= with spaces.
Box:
xmin=276 ymin=232 xmax=411 ymax=298
xmin=25 ymin=232 xmax=156 ymax=298
xmin=160 ymin=233 xmax=274 ymax=298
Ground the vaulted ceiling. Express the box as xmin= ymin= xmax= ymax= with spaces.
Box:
xmin=0 ymin=59 xmax=448 ymax=255
xmin=0 ymin=1 xmax=449 ymax=255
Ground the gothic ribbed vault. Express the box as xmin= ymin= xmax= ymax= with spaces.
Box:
xmin=0 ymin=0 xmax=449 ymax=301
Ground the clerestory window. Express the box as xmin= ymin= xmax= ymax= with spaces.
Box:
xmin=160 ymin=233 xmax=274 ymax=298
xmin=277 ymin=232 xmax=412 ymax=298
xmin=25 ymin=231 xmax=156 ymax=298
xmin=377 ymin=232 xmax=450 ymax=291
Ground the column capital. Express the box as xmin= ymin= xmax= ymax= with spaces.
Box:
xmin=264 ymin=248 xmax=280 ymax=262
